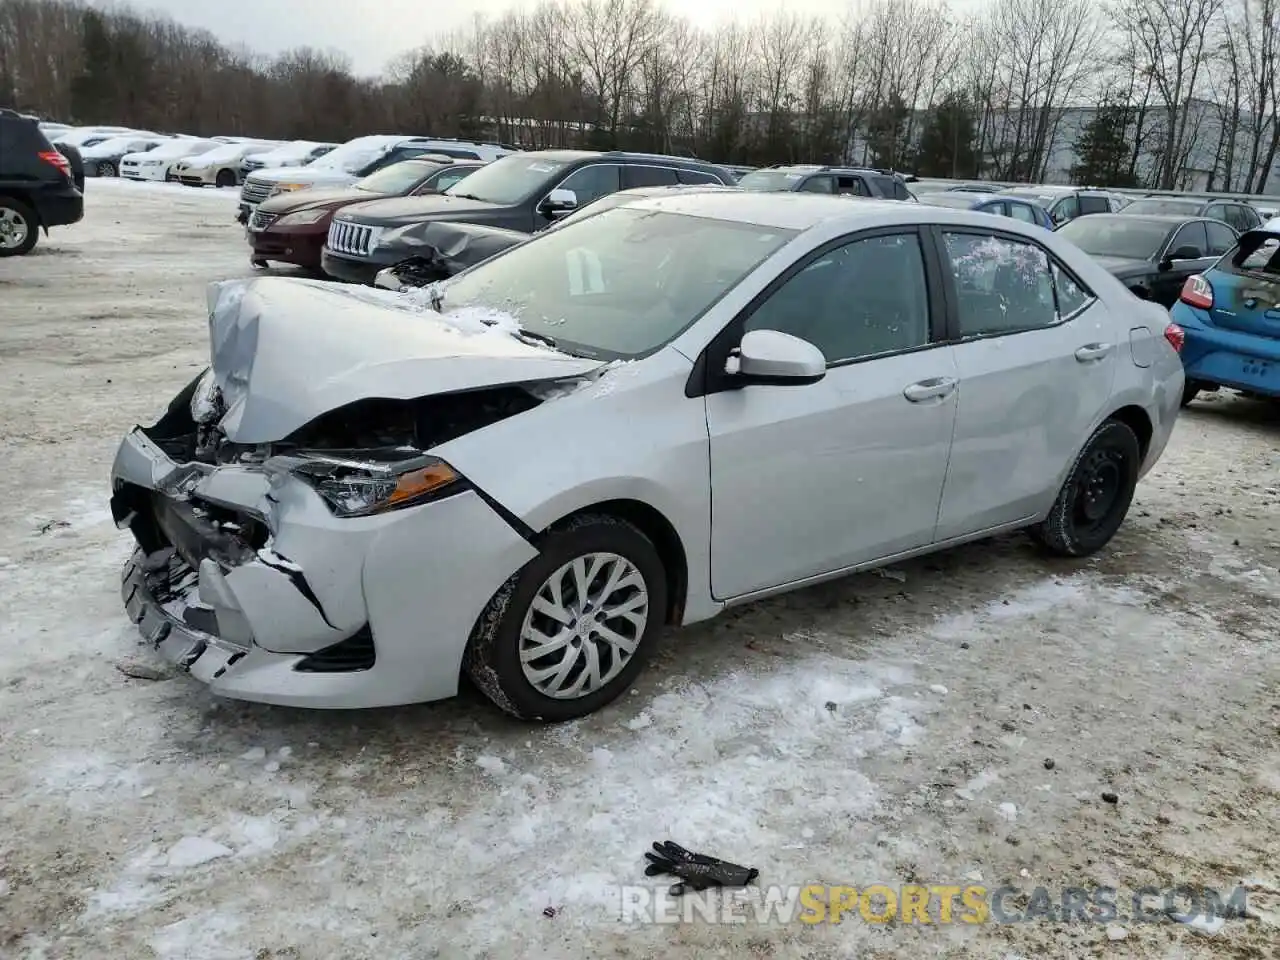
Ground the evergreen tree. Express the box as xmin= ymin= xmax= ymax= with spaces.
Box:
xmin=1070 ymin=104 xmax=1139 ymax=188
xmin=865 ymin=92 xmax=911 ymax=169
xmin=915 ymin=93 xmax=977 ymax=178
xmin=69 ymin=10 xmax=116 ymax=123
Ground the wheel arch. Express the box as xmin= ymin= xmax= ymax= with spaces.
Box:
xmin=1106 ymin=404 xmax=1154 ymax=460
xmin=542 ymin=499 xmax=689 ymax=626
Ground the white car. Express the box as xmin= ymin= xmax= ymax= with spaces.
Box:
xmin=121 ymin=139 xmax=221 ymax=182
xmin=240 ymin=140 xmax=337 ymax=178
xmin=80 ymin=135 xmax=172 ymax=177
xmin=112 ymin=193 xmax=1184 ymax=720
xmin=53 ymin=126 xmax=149 ymax=149
xmin=237 ymin=136 xmax=517 ymax=217
xmin=171 ymin=141 xmax=280 ymax=188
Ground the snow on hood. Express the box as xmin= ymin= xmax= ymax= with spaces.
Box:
xmin=249 ymin=165 xmax=353 ymax=186
xmin=206 ymin=277 xmax=606 ymax=444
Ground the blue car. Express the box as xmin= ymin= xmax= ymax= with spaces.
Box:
xmin=1172 ymin=227 xmax=1280 ymax=405
xmin=917 ymin=190 xmax=1055 ymax=229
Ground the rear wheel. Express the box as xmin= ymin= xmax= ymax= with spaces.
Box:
xmin=214 ymin=169 xmax=237 ymax=189
xmin=97 ymin=161 xmax=117 ymax=178
xmin=1030 ymin=419 xmax=1141 ymax=557
xmin=0 ymin=197 xmax=38 ymax=257
xmin=465 ymin=514 xmax=667 ymax=721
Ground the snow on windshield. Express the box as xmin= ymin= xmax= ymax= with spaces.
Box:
xmin=193 ymin=144 xmax=248 ymax=164
xmin=311 ymin=137 xmax=398 ymax=173
xmin=87 ymin=136 xmax=150 ymax=153
xmin=150 ymin=140 xmax=211 ymax=158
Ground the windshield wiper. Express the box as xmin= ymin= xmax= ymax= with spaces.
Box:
xmin=448 ymin=192 xmax=484 ymax=202
xmin=512 ymin=328 xmax=558 ymax=350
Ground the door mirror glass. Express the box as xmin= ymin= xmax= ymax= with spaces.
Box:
xmin=730 ymin=329 xmax=826 ymax=383
xmin=541 ymin=188 xmax=578 ymax=218
xmin=1170 ymin=245 xmax=1203 ymax=260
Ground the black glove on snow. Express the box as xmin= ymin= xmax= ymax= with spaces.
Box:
xmin=643 ymin=840 xmax=759 ymax=895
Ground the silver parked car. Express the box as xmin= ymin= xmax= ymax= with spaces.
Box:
xmin=110 ymin=193 xmax=1185 ymax=720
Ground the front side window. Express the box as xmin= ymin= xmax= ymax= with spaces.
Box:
xmin=942 ymin=232 xmax=1057 ymax=335
xmin=799 ymin=176 xmax=835 ymax=194
xmin=1052 ymin=196 xmax=1081 ymax=221
xmin=429 ymin=168 xmax=475 ymax=193
xmin=555 ymin=164 xmax=622 ymax=207
xmin=1205 ymin=220 xmax=1237 ymax=256
xmin=1008 ymin=202 xmax=1038 ymax=224
xmin=744 ymin=233 xmax=931 ymax=363
xmin=1168 ymin=221 xmax=1208 ymax=258
xmin=440 ymin=207 xmax=795 ymax=359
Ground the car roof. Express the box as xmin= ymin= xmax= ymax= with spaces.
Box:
xmin=621 ymin=191 xmax=1037 ymax=232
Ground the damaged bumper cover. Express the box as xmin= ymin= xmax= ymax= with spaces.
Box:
xmin=111 ymin=425 xmax=538 ymax=709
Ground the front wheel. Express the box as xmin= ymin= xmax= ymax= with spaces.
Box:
xmin=215 ymin=169 xmax=237 ymax=188
xmin=0 ymin=197 xmax=38 ymax=257
xmin=465 ymin=514 xmax=667 ymax=721
xmin=1030 ymin=419 xmax=1141 ymax=557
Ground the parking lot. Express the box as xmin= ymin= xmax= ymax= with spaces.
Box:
xmin=1 ymin=180 xmax=1278 ymax=958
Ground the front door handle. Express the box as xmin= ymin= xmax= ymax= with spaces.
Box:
xmin=1075 ymin=343 xmax=1113 ymax=362
xmin=903 ymin=377 xmax=958 ymax=402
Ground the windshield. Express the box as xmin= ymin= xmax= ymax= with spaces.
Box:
xmin=439 ymin=207 xmax=796 ymax=359
xmin=91 ymin=136 xmax=151 ymax=153
xmin=150 ymin=140 xmax=210 ymax=158
xmin=1056 ymin=216 xmax=1169 ymax=259
xmin=193 ymin=144 xmax=249 ymax=164
xmin=736 ymin=170 xmax=808 ymax=192
xmin=444 ymin=155 xmax=569 ymax=204
xmin=310 ymin=136 xmax=396 ymax=173
xmin=356 ymin=160 xmax=442 ymax=193
xmin=1122 ymin=198 xmax=1202 ymax=216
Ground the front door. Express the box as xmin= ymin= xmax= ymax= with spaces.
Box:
xmin=705 ymin=229 xmax=958 ymax=599
xmin=1153 ymin=221 xmax=1216 ymax=306
xmin=933 ymin=228 xmax=1118 ymax=539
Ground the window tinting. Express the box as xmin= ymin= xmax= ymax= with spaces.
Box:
xmin=622 ymin=165 xmax=679 ymax=189
xmin=1205 ymin=220 xmax=1237 ymax=257
xmin=744 ymin=233 xmax=931 ymax=363
xmin=677 ymin=168 xmax=723 ymax=185
xmin=556 ymin=164 xmax=622 ymax=207
xmin=1169 ymin=221 xmax=1208 ymax=258
xmin=943 ymin=232 xmax=1057 ymax=335
xmin=1078 ymin=195 xmax=1110 ymax=215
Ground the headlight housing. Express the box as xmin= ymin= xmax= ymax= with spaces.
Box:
xmin=272 ymin=454 xmax=463 ymax=517
xmin=190 ymin=369 xmax=223 ymax=424
xmin=274 ymin=208 xmax=329 ymax=227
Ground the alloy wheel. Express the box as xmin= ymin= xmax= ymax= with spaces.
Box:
xmin=518 ymin=552 xmax=649 ymax=699
xmin=0 ymin=208 xmax=29 ymax=250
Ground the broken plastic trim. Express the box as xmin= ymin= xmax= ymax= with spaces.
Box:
xmin=295 ymin=626 xmax=375 ymax=673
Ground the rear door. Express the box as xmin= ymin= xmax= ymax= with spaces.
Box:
xmin=933 ymin=227 xmax=1117 ymax=539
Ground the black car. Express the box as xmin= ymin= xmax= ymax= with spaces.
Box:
xmin=0 ymin=108 xmax=84 ymax=256
xmin=1118 ymin=195 xmax=1263 ymax=234
xmin=55 ymin=142 xmax=85 ymax=192
xmin=320 ymin=150 xmax=736 ymax=284
xmin=735 ymin=164 xmax=915 ymax=200
xmin=1054 ymin=213 xmax=1239 ymax=306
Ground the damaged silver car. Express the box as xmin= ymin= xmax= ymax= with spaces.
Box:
xmin=112 ymin=191 xmax=1184 ymax=720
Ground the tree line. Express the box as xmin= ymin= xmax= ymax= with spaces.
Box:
xmin=1 ymin=0 xmax=1278 ymax=192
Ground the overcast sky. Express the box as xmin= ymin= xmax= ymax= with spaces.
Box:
xmin=120 ymin=0 xmax=885 ymax=76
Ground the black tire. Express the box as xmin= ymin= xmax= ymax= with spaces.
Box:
xmin=0 ymin=196 xmax=39 ymax=257
xmin=465 ymin=514 xmax=668 ymax=721
xmin=97 ymin=161 xmax=117 ymax=178
xmin=215 ymin=169 xmax=237 ymax=189
xmin=250 ymin=257 xmax=269 ymax=270
xmin=1181 ymin=380 xmax=1202 ymax=407
xmin=1030 ymin=419 xmax=1141 ymax=557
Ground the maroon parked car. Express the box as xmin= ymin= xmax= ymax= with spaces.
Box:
xmin=246 ymin=157 xmax=482 ymax=271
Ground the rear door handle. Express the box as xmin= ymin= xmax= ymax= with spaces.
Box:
xmin=1075 ymin=343 xmax=1113 ymax=362
xmin=903 ymin=377 xmax=958 ymax=402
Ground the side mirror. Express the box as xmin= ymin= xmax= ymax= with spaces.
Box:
xmin=541 ymin=188 xmax=578 ymax=218
xmin=1170 ymin=245 xmax=1203 ymax=261
xmin=727 ymin=329 xmax=826 ymax=384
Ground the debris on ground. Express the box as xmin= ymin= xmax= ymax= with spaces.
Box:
xmin=114 ymin=659 xmax=170 ymax=681
xmin=873 ymin=567 xmax=907 ymax=582
xmin=37 ymin=519 xmax=70 ymax=535
xmin=1101 ymin=791 xmax=1119 ymax=804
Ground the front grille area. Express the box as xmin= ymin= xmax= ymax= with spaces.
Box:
xmin=327 ymin=220 xmax=380 ymax=257
xmin=250 ymin=209 xmax=278 ymax=232
xmin=240 ymin=177 xmax=274 ymax=205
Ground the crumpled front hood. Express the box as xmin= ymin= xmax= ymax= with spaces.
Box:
xmin=206 ymin=277 xmax=605 ymax=445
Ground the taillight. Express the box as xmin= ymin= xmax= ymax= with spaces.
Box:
xmin=1164 ymin=322 xmax=1185 ymax=353
xmin=1179 ymin=274 xmax=1213 ymax=309
xmin=38 ymin=150 xmax=71 ymax=179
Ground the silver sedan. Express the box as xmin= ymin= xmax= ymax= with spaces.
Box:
xmin=109 ymin=192 xmax=1185 ymax=720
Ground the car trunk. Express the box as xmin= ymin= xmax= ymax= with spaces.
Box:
xmin=1211 ymin=230 xmax=1280 ymax=339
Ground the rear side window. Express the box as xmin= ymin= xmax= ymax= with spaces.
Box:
xmin=942 ymin=231 xmax=1076 ymax=335
xmin=836 ymin=176 xmax=871 ymax=196
xmin=678 ymin=168 xmax=723 ymax=185
xmin=622 ymin=165 xmax=679 ymax=189
xmin=1078 ymin=195 xmax=1110 ymax=215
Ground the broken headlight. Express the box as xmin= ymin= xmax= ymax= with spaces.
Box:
xmin=274 ymin=454 xmax=464 ymax=518
xmin=190 ymin=369 xmax=224 ymax=425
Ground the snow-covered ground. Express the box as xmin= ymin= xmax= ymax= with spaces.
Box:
xmin=1 ymin=181 xmax=1278 ymax=959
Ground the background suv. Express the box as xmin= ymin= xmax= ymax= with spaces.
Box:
xmin=320 ymin=149 xmax=736 ymax=283
xmin=0 ymin=108 xmax=83 ymax=256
